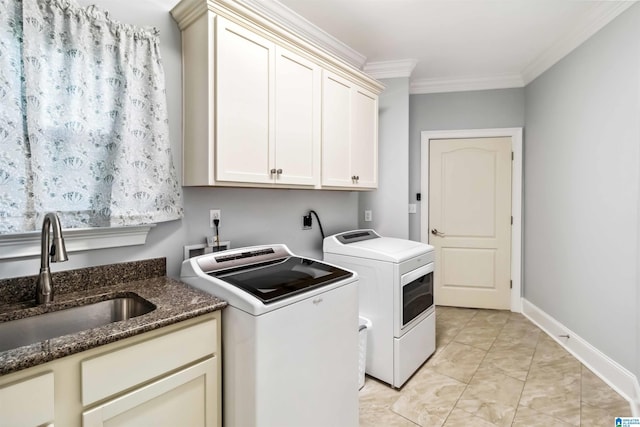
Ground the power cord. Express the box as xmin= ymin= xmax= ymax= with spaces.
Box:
xmin=213 ymin=218 xmax=220 ymax=251
xmin=308 ymin=209 xmax=325 ymax=240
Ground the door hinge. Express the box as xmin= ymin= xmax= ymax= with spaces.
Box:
xmin=511 ymin=216 xmax=513 ymax=225
xmin=510 ymin=280 xmax=512 ymax=289
xmin=512 ymin=151 xmax=514 ymax=160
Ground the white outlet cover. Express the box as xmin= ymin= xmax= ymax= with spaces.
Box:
xmin=408 ymin=204 xmax=417 ymax=214
xmin=209 ymin=209 xmax=221 ymax=227
xmin=364 ymin=210 xmax=372 ymax=222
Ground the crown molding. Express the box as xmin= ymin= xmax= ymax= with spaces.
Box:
xmin=233 ymin=0 xmax=367 ymax=69
xmin=410 ymin=74 xmax=524 ymax=95
xmin=521 ymin=1 xmax=635 ymax=85
xmin=363 ymin=59 xmax=417 ymax=79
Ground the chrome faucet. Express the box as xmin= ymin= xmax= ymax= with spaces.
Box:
xmin=35 ymin=212 xmax=69 ymax=304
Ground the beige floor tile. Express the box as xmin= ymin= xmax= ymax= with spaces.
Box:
xmin=511 ymin=405 xmax=574 ymax=427
xmin=528 ymin=356 xmax=581 ymax=384
xmin=519 ymin=362 xmax=581 ymax=425
xmin=427 ymin=341 xmax=487 ymax=383
xmin=359 ymin=308 xmax=631 ymax=427
xmin=455 ymin=365 xmax=523 ymax=426
xmin=466 ymin=309 xmax=511 ymax=327
xmin=435 ymin=306 xmax=478 ymax=322
xmin=494 ymin=320 xmax=541 ymax=350
xmin=481 ymin=343 xmax=535 ymax=381
xmin=581 ymin=366 xmax=632 ymax=417
xmin=390 ymin=368 xmax=467 ymax=427
xmin=442 ymin=408 xmax=499 ymax=426
xmin=359 ymin=406 xmax=418 ymax=427
xmin=435 ymin=319 xmax=464 ymax=352
xmin=531 ymin=334 xmax=575 ymax=365
xmin=359 ymin=376 xmax=403 ymax=409
xmin=359 ymin=377 xmax=418 ymax=426
xmin=453 ymin=324 xmax=502 ymax=350
xmin=581 ymin=403 xmax=631 ymax=427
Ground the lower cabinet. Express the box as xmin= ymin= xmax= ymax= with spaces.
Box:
xmin=0 ymin=371 xmax=54 ymax=427
xmin=0 ymin=312 xmax=221 ymax=427
xmin=82 ymin=358 xmax=216 ymax=427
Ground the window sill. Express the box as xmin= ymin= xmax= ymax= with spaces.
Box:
xmin=0 ymin=225 xmax=156 ymax=260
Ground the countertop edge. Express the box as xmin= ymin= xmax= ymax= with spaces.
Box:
xmin=0 ymin=276 xmax=227 ymax=377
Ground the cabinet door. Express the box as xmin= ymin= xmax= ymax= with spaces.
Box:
xmin=350 ymin=87 xmax=378 ymax=188
xmin=82 ymin=358 xmax=217 ymax=427
xmin=274 ymin=47 xmax=320 ymax=186
xmin=216 ymin=17 xmax=274 ymax=184
xmin=0 ymin=372 xmax=54 ymax=427
xmin=321 ymin=72 xmax=352 ymax=187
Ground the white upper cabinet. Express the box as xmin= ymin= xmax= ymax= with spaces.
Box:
xmin=350 ymin=87 xmax=378 ymax=188
xmin=274 ymin=46 xmax=321 ymax=186
xmin=172 ymin=0 xmax=382 ymax=190
xmin=215 ymin=18 xmax=274 ymax=184
xmin=322 ymin=71 xmax=378 ymax=189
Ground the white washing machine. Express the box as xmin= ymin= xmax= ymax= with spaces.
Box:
xmin=324 ymin=229 xmax=435 ymax=388
xmin=181 ymin=244 xmax=359 ymax=427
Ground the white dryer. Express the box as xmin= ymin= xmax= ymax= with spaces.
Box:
xmin=324 ymin=229 xmax=435 ymax=388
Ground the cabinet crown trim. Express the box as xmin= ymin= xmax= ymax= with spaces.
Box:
xmin=171 ymin=0 xmax=384 ymax=94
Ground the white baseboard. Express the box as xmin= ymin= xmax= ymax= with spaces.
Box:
xmin=521 ymin=298 xmax=640 ymax=416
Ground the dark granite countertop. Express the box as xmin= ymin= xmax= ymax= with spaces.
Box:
xmin=0 ymin=258 xmax=227 ymax=376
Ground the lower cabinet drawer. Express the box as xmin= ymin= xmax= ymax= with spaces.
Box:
xmin=82 ymin=357 xmax=217 ymax=427
xmin=82 ymin=318 xmax=217 ymax=406
xmin=0 ymin=371 xmax=54 ymax=427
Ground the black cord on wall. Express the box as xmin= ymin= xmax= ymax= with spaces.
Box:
xmin=308 ymin=209 xmax=325 ymax=240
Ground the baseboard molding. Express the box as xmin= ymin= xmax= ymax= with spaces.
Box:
xmin=521 ymin=299 xmax=640 ymax=416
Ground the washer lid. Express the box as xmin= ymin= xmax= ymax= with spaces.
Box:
xmin=210 ymin=256 xmax=352 ymax=304
xmin=324 ymin=230 xmax=434 ymax=262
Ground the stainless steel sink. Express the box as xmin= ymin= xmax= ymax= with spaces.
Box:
xmin=0 ymin=295 xmax=155 ymax=352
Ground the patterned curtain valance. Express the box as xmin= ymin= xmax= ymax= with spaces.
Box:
xmin=0 ymin=0 xmax=183 ymax=234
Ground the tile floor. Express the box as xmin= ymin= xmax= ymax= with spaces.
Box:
xmin=359 ymin=306 xmax=631 ymax=426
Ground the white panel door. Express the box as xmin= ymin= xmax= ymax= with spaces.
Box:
xmin=274 ymin=47 xmax=320 ymax=186
xmin=429 ymin=137 xmax=512 ymax=309
xmin=321 ymin=72 xmax=352 ymax=187
xmin=350 ymin=88 xmax=378 ymax=188
xmin=216 ymin=17 xmax=274 ymax=184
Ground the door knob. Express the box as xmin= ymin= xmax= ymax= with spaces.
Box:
xmin=431 ymin=229 xmax=445 ymax=237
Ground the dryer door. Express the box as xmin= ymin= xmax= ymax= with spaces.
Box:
xmin=397 ymin=262 xmax=434 ymax=336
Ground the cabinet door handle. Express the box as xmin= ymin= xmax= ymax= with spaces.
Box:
xmin=276 ymin=169 xmax=283 ymax=175
xmin=270 ymin=168 xmax=277 ymax=175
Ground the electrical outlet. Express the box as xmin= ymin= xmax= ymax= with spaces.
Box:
xmin=302 ymin=214 xmax=312 ymax=230
xmin=408 ymin=204 xmax=417 ymax=214
xmin=364 ymin=210 xmax=372 ymax=222
xmin=209 ymin=209 xmax=221 ymax=227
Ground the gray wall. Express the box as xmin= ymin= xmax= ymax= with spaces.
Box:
xmin=0 ymin=0 xmax=359 ymax=280
xmin=408 ymin=88 xmax=525 ymax=241
xmin=359 ymin=77 xmax=410 ymax=238
xmin=524 ymin=3 xmax=640 ymax=375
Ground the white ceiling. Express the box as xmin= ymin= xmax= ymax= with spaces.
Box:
xmin=274 ymin=0 xmax=636 ymax=93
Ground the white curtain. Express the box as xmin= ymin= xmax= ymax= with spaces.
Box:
xmin=0 ymin=0 xmax=28 ymax=232
xmin=0 ymin=0 xmax=183 ymax=233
